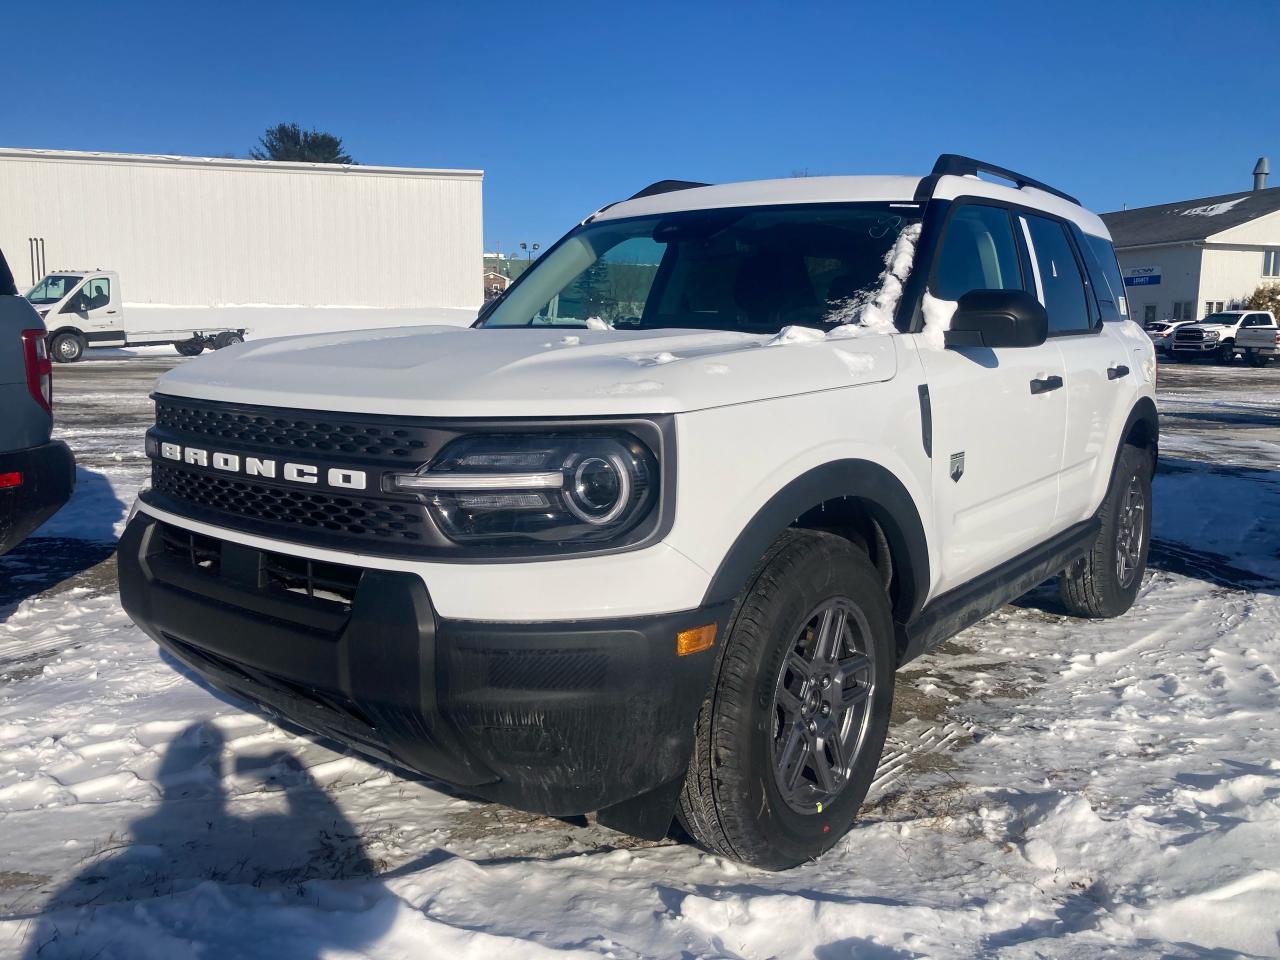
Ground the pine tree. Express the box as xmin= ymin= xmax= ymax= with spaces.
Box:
xmin=250 ymin=123 xmax=355 ymax=164
xmin=1245 ymin=283 xmax=1280 ymax=313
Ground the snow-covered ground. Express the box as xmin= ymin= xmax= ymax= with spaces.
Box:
xmin=1 ymin=359 xmax=1278 ymax=958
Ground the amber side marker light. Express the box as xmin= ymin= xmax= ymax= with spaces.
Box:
xmin=676 ymin=624 xmax=717 ymax=656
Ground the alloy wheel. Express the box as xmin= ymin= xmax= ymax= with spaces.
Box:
xmin=1115 ymin=473 xmax=1146 ymax=588
xmin=769 ymin=598 xmax=877 ymax=814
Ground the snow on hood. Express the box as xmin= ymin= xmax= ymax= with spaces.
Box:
xmin=155 ymin=325 xmax=897 ymax=417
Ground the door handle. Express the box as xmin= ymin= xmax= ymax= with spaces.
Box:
xmin=1107 ymin=364 xmax=1129 ymax=380
xmin=1029 ymin=375 xmax=1064 ymax=395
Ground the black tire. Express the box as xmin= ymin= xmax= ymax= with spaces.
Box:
xmin=1246 ymin=350 xmax=1270 ymax=368
xmin=1217 ymin=342 xmax=1235 ymax=364
xmin=1059 ymin=444 xmax=1153 ymax=618
xmin=176 ymin=339 xmax=205 ymax=357
xmin=213 ymin=331 xmax=244 ymax=349
xmin=50 ymin=332 xmax=85 ymax=364
xmin=678 ymin=529 xmax=895 ymax=869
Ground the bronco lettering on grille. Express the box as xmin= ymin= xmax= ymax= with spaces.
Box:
xmin=156 ymin=442 xmax=368 ymax=490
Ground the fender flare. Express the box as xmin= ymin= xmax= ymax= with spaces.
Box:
xmin=700 ymin=459 xmax=930 ymax=623
xmin=1115 ymin=395 xmax=1159 ymax=475
xmin=47 ymin=325 xmax=85 ymax=341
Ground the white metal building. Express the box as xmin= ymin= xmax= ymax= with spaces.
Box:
xmin=1101 ymin=159 xmax=1280 ymax=325
xmin=0 ymin=147 xmax=483 ymax=313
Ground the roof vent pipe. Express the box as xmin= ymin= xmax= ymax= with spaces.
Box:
xmin=1254 ymin=157 xmax=1270 ymax=191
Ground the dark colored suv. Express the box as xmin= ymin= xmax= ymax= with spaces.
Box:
xmin=0 ymin=249 xmax=75 ymax=555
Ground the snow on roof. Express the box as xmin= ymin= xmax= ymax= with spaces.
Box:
xmin=1101 ymin=187 xmax=1280 ymax=248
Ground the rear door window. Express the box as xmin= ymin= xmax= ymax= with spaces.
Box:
xmin=1021 ymin=214 xmax=1094 ymax=335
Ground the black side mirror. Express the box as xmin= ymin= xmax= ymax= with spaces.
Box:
xmin=944 ymin=289 xmax=1048 ymax=349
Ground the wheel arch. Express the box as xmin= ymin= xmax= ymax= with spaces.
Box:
xmin=700 ymin=459 xmax=930 ymax=626
xmin=47 ymin=325 xmax=85 ymax=341
xmin=1119 ymin=395 xmax=1159 ymax=470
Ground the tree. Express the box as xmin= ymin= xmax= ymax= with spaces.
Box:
xmin=1245 ymin=283 xmax=1280 ymax=314
xmin=250 ymin=123 xmax=354 ymax=164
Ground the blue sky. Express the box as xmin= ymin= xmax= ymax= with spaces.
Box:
xmin=4 ymin=1 xmax=1278 ymax=253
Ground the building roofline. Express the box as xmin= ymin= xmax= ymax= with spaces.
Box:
xmin=0 ymin=146 xmax=483 ymax=180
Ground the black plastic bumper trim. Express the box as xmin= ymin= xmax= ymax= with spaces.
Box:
xmin=0 ymin=440 xmax=76 ymax=555
xmin=118 ymin=513 xmax=726 ymax=820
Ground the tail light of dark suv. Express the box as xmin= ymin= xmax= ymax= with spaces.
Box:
xmin=21 ymin=329 xmax=53 ymax=415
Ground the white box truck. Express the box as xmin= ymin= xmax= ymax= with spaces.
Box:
xmin=26 ymin=270 xmax=245 ymax=362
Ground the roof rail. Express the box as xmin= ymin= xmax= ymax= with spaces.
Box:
xmin=926 ymin=154 xmax=1080 ymax=206
xmin=627 ymin=179 xmax=710 ymax=201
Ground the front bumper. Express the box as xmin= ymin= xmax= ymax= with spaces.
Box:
xmin=0 ymin=440 xmax=76 ymax=555
xmin=118 ymin=514 xmax=727 ymax=831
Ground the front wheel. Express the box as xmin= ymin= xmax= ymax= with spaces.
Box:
xmin=175 ymin=339 xmax=205 ymax=357
xmin=50 ymin=332 xmax=85 ymax=363
xmin=1246 ymin=350 xmax=1271 ymax=368
xmin=1059 ymin=444 xmax=1153 ymax=618
xmin=1217 ymin=342 xmax=1236 ymax=364
xmin=678 ymin=529 xmax=895 ymax=869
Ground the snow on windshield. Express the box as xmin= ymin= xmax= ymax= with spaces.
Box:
xmin=767 ymin=222 xmax=948 ymax=348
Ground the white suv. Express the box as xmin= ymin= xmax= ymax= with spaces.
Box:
xmin=119 ymin=155 xmax=1158 ymax=869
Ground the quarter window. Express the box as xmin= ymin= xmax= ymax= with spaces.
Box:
xmin=1022 ymin=214 xmax=1092 ymax=334
xmin=932 ymin=204 xmax=1023 ymax=302
xmin=1080 ymin=232 xmax=1128 ymax=321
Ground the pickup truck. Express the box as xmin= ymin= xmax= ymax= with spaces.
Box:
xmin=1232 ymin=311 xmax=1279 ymax=366
xmin=26 ymin=270 xmax=246 ymax=363
xmin=0 ymin=249 xmax=76 ymax=554
xmin=1167 ymin=310 xmax=1275 ymax=363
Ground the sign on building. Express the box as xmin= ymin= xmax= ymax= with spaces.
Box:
xmin=1124 ymin=266 xmax=1162 ymax=287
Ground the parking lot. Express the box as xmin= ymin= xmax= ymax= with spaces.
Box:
xmin=1 ymin=353 xmax=1278 ymax=958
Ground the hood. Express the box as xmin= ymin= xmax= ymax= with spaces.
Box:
xmin=154 ymin=325 xmax=898 ymax=417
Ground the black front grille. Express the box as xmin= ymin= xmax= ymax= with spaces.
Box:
xmin=1175 ymin=328 xmax=1206 ymax=342
xmin=155 ymin=395 xmax=438 ymax=462
xmin=152 ymin=463 xmax=426 ymax=544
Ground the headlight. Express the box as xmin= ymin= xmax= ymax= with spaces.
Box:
xmin=1204 ymin=330 xmax=1219 ymax=341
xmin=389 ymin=433 xmax=658 ymax=546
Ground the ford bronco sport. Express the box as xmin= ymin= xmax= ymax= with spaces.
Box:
xmin=119 ymin=156 xmax=1157 ymax=869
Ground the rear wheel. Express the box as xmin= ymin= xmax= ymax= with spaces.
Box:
xmin=1059 ymin=444 xmax=1152 ymax=618
xmin=176 ymin=339 xmax=205 ymax=357
xmin=213 ymin=331 xmax=244 ymax=349
xmin=678 ymin=529 xmax=895 ymax=870
xmin=50 ymin=332 xmax=86 ymax=363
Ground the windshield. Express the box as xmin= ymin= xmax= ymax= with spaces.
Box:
xmin=1201 ymin=313 xmax=1241 ymax=325
xmin=479 ymin=203 xmax=922 ymax=333
xmin=26 ymin=274 xmax=82 ymax=305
